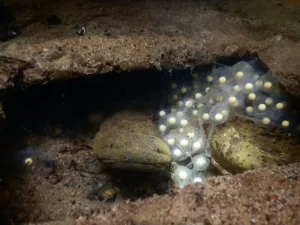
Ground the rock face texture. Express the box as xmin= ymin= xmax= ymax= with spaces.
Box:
xmin=34 ymin=163 xmax=300 ymax=225
xmin=0 ymin=0 xmax=300 ymax=98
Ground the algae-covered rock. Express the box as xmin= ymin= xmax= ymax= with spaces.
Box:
xmin=93 ymin=110 xmax=172 ymax=172
xmin=211 ymin=119 xmax=300 ymax=174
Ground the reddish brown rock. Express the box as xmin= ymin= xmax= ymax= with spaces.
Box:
xmin=0 ymin=0 xmax=299 ymax=97
xmin=34 ymin=163 xmax=300 ymax=225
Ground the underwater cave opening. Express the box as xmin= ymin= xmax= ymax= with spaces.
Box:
xmin=0 ymin=55 xmax=299 ymax=224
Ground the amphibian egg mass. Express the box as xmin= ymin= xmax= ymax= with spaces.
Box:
xmin=157 ymin=60 xmax=300 ymax=188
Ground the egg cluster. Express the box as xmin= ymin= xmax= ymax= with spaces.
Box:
xmin=157 ymin=60 xmax=300 ymax=188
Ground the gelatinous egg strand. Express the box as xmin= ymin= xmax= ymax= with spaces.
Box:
xmin=157 ymin=60 xmax=300 ymax=188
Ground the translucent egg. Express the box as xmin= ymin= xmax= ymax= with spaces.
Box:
xmin=158 ymin=124 xmax=167 ymax=133
xmin=158 ymin=110 xmax=166 ymax=117
xmin=176 ymin=110 xmax=185 ymax=118
xmin=198 ymin=105 xmax=211 ymax=124
xmin=270 ymin=93 xmax=290 ymax=111
xmin=183 ymin=98 xmax=194 ymax=109
xmin=232 ymin=61 xmax=255 ymax=79
xmin=192 ymin=173 xmax=205 ymax=184
xmin=265 ymin=97 xmax=274 ymax=106
xmin=192 ymin=154 xmax=210 ymax=172
xmin=168 ymin=133 xmax=191 ymax=150
xmin=178 ymin=128 xmax=185 ymax=134
xmin=277 ymin=114 xmax=299 ymax=133
xmin=246 ymin=106 xmax=254 ymax=115
xmin=233 ymin=84 xmax=242 ymax=92
xmin=247 ymin=93 xmax=257 ymax=101
xmin=166 ymin=114 xmax=178 ymax=126
xmin=164 ymin=130 xmax=180 ymax=146
xmin=179 ymin=118 xmax=189 ymax=127
xmin=213 ymin=66 xmax=233 ymax=85
xmin=191 ymin=109 xmax=199 ymax=117
xmin=276 ymin=102 xmax=285 ymax=110
xmin=181 ymin=86 xmax=188 ymax=94
xmin=177 ymin=100 xmax=184 ymax=107
xmin=281 ymin=120 xmax=290 ymax=128
xmin=24 ymin=157 xmax=33 ymax=166
xmin=171 ymin=147 xmax=187 ymax=161
xmin=191 ymin=138 xmax=206 ymax=154
xmin=194 ymin=92 xmax=203 ymax=101
xmin=183 ymin=126 xmax=200 ymax=139
xmin=209 ymin=102 xmax=230 ymax=124
xmin=227 ymin=92 xmax=245 ymax=109
xmin=171 ymin=165 xmax=193 ymax=188
xmin=262 ymin=117 xmax=271 ymax=125
xmin=179 ymin=137 xmax=190 ymax=148
xmin=165 ymin=134 xmax=176 ymax=146
xmin=238 ymin=72 xmax=259 ymax=94
xmin=176 ymin=112 xmax=191 ymax=128
xmin=171 ymin=83 xmax=177 ymax=89
xmin=15 ymin=147 xmax=34 ymax=167
xmin=206 ymin=75 xmax=214 ymax=83
xmin=252 ymin=104 xmax=271 ymax=119
xmin=258 ymin=72 xmax=280 ymax=94
xmin=202 ymin=113 xmax=210 ymax=123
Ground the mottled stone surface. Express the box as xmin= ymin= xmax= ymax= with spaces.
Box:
xmin=211 ymin=119 xmax=300 ymax=174
xmin=93 ymin=110 xmax=171 ymax=171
